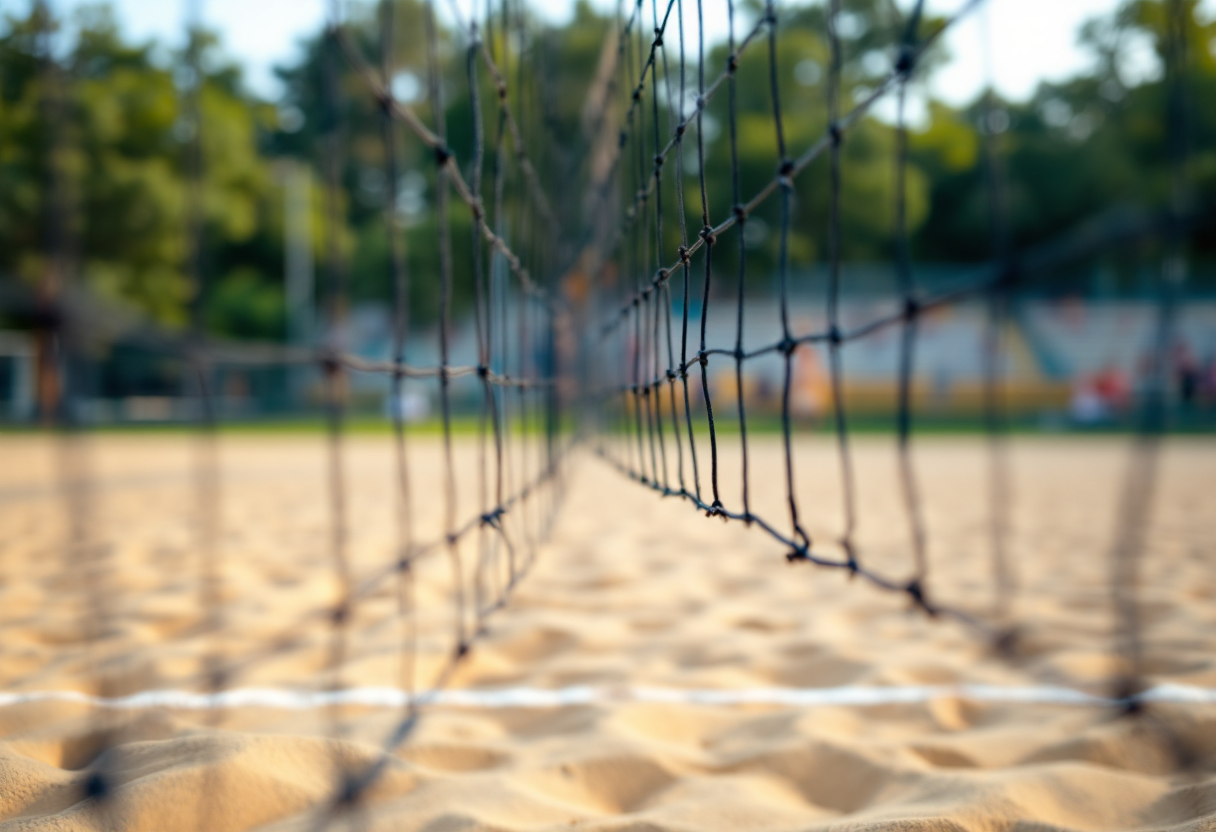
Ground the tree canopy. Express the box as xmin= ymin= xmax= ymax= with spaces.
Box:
xmin=0 ymin=0 xmax=1210 ymax=340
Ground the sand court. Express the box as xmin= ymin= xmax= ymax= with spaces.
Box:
xmin=1 ymin=433 xmax=1215 ymax=831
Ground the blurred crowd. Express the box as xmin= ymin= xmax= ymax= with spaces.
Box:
xmin=1069 ymin=341 xmax=1216 ymax=425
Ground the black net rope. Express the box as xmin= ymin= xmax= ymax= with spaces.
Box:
xmin=589 ymin=0 xmax=1198 ymax=647
xmin=0 ymin=0 xmax=1205 ymax=824
xmin=308 ymin=0 xmax=572 ymax=817
xmin=8 ymin=0 xmax=572 ymax=816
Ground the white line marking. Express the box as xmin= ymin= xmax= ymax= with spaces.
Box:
xmin=1 ymin=683 xmax=1214 ymax=711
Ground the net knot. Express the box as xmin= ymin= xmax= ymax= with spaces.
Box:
xmin=433 ymin=144 xmax=452 ymax=166
xmin=696 ymin=351 xmax=709 ymax=368
xmin=777 ymin=159 xmax=794 ymax=191
xmin=706 ymin=500 xmax=726 ymax=519
xmin=993 ymin=626 xmax=1019 ymax=658
xmin=827 ymin=325 xmax=843 ymax=346
xmin=734 ymin=346 xmax=745 ymax=360
xmin=619 ymin=130 xmax=628 ymax=148
xmin=896 ymin=45 xmax=916 ymax=76
xmin=396 ymin=555 xmax=411 ymax=573
xmin=675 ymin=122 xmax=686 ymax=137
xmin=377 ymin=90 xmax=394 ymax=113
xmin=653 ymin=27 xmax=663 ymax=46
xmin=338 ymin=776 xmax=361 ymax=807
xmin=678 ymin=245 xmax=691 ymax=264
xmin=476 ymin=364 xmax=489 ymax=378
xmin=455 ymin=641 xmax=470 ymax=659
xmin=905 ymin=580 xmax=934 ymax=615
xmin=733 ymin=203 xmax=748 ymax=224
xmin=471 ymin=202 xmax=484 ymax=221
xmin=666 ymin=369 xmax=677 ymax=381
xmin=497 ymin=82 xmax=508 ymax=99
xmin=632 ymin=87 xmax=642 ymax=102
xmin=699 ymin=225 xmax=717 ymax=245
xmin=481 ymin=508 xmax=503 ymax=528
xmin=903 ymin=298 xmax=920 ymax=320
xmin=653 ymin=154 xmax=665 ymax=169
xmin=829 ymin=122 xmax=843 ymax=146
xmin=778 ymin=337 xmax=797 ymax=356
xmin=841 ymin=538 xmax=859 ymax=575
xmin=727 ymin=53 xmax=739 ymax=74
xmin=1113 ymin=677 xmax=1145 ymax=715
xmin=320 ymin=350 xmax=342 ymax=375
xmin=84 ymin=772 xmax=110 ymax=801
xmin=331 ymin=602 xmax=350 ymax=626
xmin=656 ymin=268 xmax=669 ymax=283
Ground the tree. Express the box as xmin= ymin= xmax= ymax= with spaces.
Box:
xmin=910 ymin=0 xmax=1215 ymax=286
xmin=0 ymin=4 xmax=286 ymax=334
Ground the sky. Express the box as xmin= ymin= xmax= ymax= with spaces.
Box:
xmin=16 ymin=0 xmax=1212 ymax=106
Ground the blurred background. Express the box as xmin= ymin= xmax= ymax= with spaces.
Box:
xmin=0 ymin=0 xmax=1213 ymax=430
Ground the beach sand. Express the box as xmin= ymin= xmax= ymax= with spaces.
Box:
xmin=1 ymin=432 xmax=1215 ymax=831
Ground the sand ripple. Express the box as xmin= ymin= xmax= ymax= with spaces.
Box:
xmin=1 ymin=435 xmax=1215 ymax=830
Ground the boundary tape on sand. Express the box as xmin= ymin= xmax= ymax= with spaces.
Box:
xmin=1 ymin=683 xmax=1215 ymax=711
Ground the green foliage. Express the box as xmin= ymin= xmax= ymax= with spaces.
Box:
xmin=206 ymin=267 xmax=285 ymax=339
xmin=911 ymin=0 xmax=1216 ymax=270
xmin=1 ymin=0 xmax=1211 ymax=344
xmin=0 ymin=4 xmax=283 ymax=329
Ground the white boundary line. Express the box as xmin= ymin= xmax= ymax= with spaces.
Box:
xmin=1 ymin=683 xmax=1215 ymax=711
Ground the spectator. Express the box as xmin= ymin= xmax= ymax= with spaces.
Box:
xmin=1200 ymin=354 xmax=1216 ymax=410
xmin=1174 ymin=341 xmax=1199 ymax=409
xmin=1094 ymin=364 xmax=1131 ymax=413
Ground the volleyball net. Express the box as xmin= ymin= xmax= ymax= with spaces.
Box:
xmin=0 ymin=0 xmax=1210 ymax=824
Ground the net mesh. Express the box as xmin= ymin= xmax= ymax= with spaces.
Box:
xmin=588 ymin=0 xmax=1196 ymax=648
xmin=0 ymin=0 xmax=1207 ymax=824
